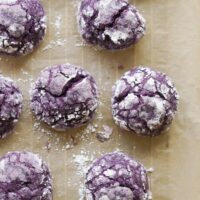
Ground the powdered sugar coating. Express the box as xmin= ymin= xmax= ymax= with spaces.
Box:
xmin=31 ymin=64 xmax=99 ymax=130
xmin=78 ymin=0 xmax=146 ymax=50
xmin=0 ymin=0 xmax=46 ymax=56
xmin=112 ymin=67 xmax=179 ymax=136
xmin=85 ymin=152 xmax=150 ymax=200
xmin=0 ymin=75 xmax=23 ymax=139
xmin=0 ymin=151 xmax=52 ymax=200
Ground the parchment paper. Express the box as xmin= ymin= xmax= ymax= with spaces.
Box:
xmin=0 ymin=0 xmax=200 ymax=199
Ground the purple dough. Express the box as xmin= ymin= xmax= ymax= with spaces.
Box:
xmin=0 ymin=75 xmax=23 ymax=139
xmin=85 ymin=152 xmax=151 ymax=200
xmin=78 ymin=0 xmax=146 ymax=50
xmin=0 ymin=151 xmax=52 ymax=200
xmin=31 ymin=64 xmax=99 ymax=130
xmin=0 ymin=0 xmax=46 ymax=56
xmin=112 ymin=67 xmax=179 ymax=136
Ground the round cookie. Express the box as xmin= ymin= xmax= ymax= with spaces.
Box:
xmin=85 ymin=152 xmax=151 ymax=200
xmin=112 ymin=67 xmax=179 ymax=136
xmin=0 ymin=0 xmax=46 ymax=56
xmin=31 ymin=64 xmax=99 ymax=130
xmin=0 ymin=151 xmax=52 ymax=200
xmin=78 ymin=0 xmax=146 ymax=50
xmin=0 ymin=75 xmax=23 ymax=139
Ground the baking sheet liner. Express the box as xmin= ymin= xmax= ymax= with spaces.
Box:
xmin=0 ymin=0 xmax=200 ymax=199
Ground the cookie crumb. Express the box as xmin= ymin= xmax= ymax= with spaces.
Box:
xmin=97 ymin=125 xmax=113 ymax=142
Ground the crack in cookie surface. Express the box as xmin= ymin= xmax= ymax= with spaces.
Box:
xmin=78 ymin=0 xmax=146 ymax=50
xmin=0 ymin=0 xmax=46 ymax=56
xmin=0 ymin=75 xmax=23 ymax=139
xmin=31 ymin=64 xmax=99 ymax=130
xmin=85 ymin=152 xmax=151 ymax=200
xmin=0 ymin=151 xmax=52 ymax=200
xmin=112 ymin=67 xmax=179 ymax=136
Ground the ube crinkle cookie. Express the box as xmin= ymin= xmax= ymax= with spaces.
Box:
xmin=31 ymin=64 xmax=99 ymax=130
xmin=85 ymin=152 xmax=151 ymax=200
xmin=0 ymin=151 xmax=52 ymax=200
xmin=0 ymin=0 xmax=46 ymax=56
xmin=78 ymin=0 xmax=146 ymax=50
xmin=0 ymin=75 xmax=23 ymax=139
xmin=112 ymin=67 xmax=179 ymax=136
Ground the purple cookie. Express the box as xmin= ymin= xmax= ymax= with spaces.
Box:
xmin=0 ymin=75 xmax=23 ymax=139
xmin=78 ymin=0 xmax=146 ymax=50
xmin=0 ymin=0 xmax=46 ymax=56
xmin=112 ymin=67 xmax=179 ymax=136
xmin=85 ymin=152 xmax=151 ymax=200
xmin=31 ymin=64 xmax=99 ymax=130
xmin=0 ymin=151 xmax=52 ymax=200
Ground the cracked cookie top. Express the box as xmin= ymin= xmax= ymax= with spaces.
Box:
xmin=31 ymin=64 xmax=99 ymax=130
xmin=0 ymin=75 xmax=23 ymax=139
xmin=112 ymin=67 xmax=179 ymax=136
xmin=78 ymin=0 xmax=146 ymax=50
xmin=0 ymin=0 xmax=46 ymax=56
xmin=0 ymin=151 xmax=52 ymax=200
xmin=85 ymin=152 xmax=151 ymax=200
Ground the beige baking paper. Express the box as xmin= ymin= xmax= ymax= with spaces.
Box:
xmin=0 ymin=0 xmax=200 ymax=199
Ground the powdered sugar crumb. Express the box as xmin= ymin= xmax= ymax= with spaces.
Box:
xmin=42 ymin=39 xmax=67 ymax=51
xmin=54 ymin=16 xmax=62 ymax=30
xmin=73 ymin=153 xmax=90 ymax=175
xmin=147 ymin=167 xmax=154 ymax=173
xmin=42 ymin=14 xmax=67 ymax=51
xmin=33 ymin=121 xmax=76 ymax=152
xmin=72 ymin=150 xmax=96 ymax=200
